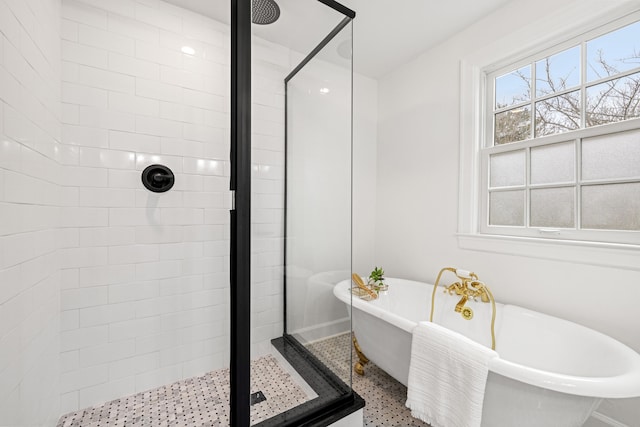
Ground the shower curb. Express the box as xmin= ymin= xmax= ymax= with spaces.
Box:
xmin=253 ymin=335 xmax=365 ymax=427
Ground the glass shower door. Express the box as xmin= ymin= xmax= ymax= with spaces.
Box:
xmin=285 ymin=20 xmax=353 ymax=349
xmin=248 ymin=1 xmax=357 ymax=425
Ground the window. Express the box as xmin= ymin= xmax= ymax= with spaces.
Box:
xmin=481 ymin=17 xmax=640 ymax=245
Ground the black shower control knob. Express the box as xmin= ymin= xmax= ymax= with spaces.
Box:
xmin=142 ymin=164 xmax=175 ymax=193
xmin=152 ymin=173 xmax=172 ymax=182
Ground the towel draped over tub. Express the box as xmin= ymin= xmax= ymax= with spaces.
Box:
xmin=406 ymin=321 xmax=498 ymax=427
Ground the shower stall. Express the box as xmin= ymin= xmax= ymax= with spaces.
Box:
xmin=0 ymin=0 xmax=358 ymax=426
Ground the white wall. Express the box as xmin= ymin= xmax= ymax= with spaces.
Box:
xmin=0 ymin=0 xmax=62 ymax=425
xmin=353 ymin=74 xmax=378 ymax=274
xmin=58 ymin=0 xmax=236 ymax=412
xmin=251 ymin=37 xmax=289 ymax=357
xmin=375 ymin=0 xmax=640 ymax=425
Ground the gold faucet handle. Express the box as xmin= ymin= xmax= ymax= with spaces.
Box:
xmin=470 ymin=280 xmax=491 ymax=303
xmin=445 ymin=281 xmax=462 ymax=295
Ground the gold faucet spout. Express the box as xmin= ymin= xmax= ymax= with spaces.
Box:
xmin=430 ymin=267 xmax=497 ymax=350
xmin=455 ymin=295 xmax=468 ymax=312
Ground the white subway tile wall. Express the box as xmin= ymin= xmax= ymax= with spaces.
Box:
xmin=58 ymin=0 xmax=286 ymax=414
xmin=251 ymin=45 xmax=287 ymax=360
xmin=0 ymin=0 xmax=62 ymax=425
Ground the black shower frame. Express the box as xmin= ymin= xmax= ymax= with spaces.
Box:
xmin=230 ymin=1 xmax=358 ymax=427
xmin=230 ymin=1 xmax=251 ymax=426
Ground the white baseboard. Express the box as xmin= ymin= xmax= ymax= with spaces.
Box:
xmin=590 ymin=411 xmax=629 ymax=427
xmin=290 ymin=317 xmax=350 ymax=343
xmin=327 ymin=408 xmax=364 ymax=427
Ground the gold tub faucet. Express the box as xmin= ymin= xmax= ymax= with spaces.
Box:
xmin=446 ymin=278 xmax=491 ymax=308
xmin=430 ymin=267 xmax=497 ymax=350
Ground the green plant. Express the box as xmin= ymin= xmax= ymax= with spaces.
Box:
xmin=368 ymin=266 xmax=385 ymax=291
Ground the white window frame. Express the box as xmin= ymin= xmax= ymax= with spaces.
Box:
xmin=458 ymin=2 xmax=640 ymax=270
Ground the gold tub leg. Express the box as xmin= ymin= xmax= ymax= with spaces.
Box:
xmin=352 ymin=332 xmax=369 ymax=376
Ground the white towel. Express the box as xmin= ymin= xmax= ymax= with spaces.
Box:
xmin=406 ymin=321 xmax=497 ymax=427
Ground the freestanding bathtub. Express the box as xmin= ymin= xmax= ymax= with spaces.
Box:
xmin=334 ymin=277 xmax=640 ymax=427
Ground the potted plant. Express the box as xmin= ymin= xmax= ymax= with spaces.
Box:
xmin=368 ymin=266 xmax=388 ymax=292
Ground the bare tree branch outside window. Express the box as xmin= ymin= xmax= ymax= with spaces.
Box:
xmin=494 ymin=47 xmax=640 ymax=144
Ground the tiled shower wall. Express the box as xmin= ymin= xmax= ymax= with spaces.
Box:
xmin=0 ymin=0 xmax=62 ymax=425
xmin=59 ymin=0 xmax=286 ymax=412
xmin=250 ymin=37 xmax=288 ymax=358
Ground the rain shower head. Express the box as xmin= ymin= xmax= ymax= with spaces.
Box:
xmin=252 ymin=0 xmax=280 ymax=25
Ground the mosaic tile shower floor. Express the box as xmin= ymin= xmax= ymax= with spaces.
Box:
xmin=57 ymin=334 xmax=427 ymax=426
xmin=306 ymin=333 xmax=430 ymax=427
xmin=56 ymin=355 xmax=310 ymax=427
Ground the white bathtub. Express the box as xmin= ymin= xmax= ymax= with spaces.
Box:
xmin=334 ymin=278 xmax=640 ymax=427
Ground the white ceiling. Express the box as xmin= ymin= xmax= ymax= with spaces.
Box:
xmin=164 ymin=0 xmax=515 ymax=78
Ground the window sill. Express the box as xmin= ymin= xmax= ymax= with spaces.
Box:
xmin=457 ymin=233 xmax=640 ymax=271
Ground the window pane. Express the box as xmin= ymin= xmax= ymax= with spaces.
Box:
xmin=490 ymin=150 xmax=525 ymax=187
xmin=495 ymin=65 xmax=531 ymax=109
xmin=536 ymin=46 xmax=580 ymax=97
xmin=582 ymin=129 xmax=640 ymax=180
xmin=586 ymin=20 xmax=640 ymax=82
xmin=495 ymin=106 xmax=531 ymax=145
xmin=582 ymin=183 xmax=640 ymax=230
xmin=531 ymin=142 xmax=575 ymax=184
xmin=535 ymin=90 xmax=581 ymax=136
xmin=586 ymin=72 xmax=640 ymax=127
xmin=530 ymin=187 xmax=575 ymax=228
xmin=489 ymin=190 xmax=525 ymax=226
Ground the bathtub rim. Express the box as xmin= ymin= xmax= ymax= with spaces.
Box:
xmin=334 ymin=278 xmax=640 ymax=399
